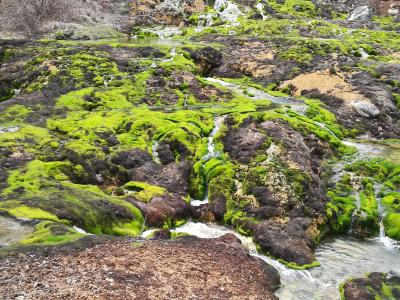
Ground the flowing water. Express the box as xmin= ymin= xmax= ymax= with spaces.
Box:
xmin=152 ymin=141 xmax=162 ymax=164
xmin=0 ymin=126 xmax=19 ymax=134
xmin=204 ymin=77 xmax=307 ymax=114
xmin=191 ymin=115 xmax=226 ymax=206
xmin=195 ymin=13 xmax=214 ymax=32
xmin=162 ymin=47 xmax=177 ymax=62
xmin=166 ymin=221 xmax=400 ymax=300
xmin=0 ymin=216 xmax=33 ymax=247
xmin=256 ymin=3 xmax=267 ymax=20
xmin=141 ymin=120 xmax=400 ymax=299
xmin=374 ymin=183 xmax=400 ymax=251
xmin=343 ymin=138 xmax=400 ymax=164
xmin=214 ymin=0 xmax=242 ymax=25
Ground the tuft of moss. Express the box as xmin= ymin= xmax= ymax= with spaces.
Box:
xmin=123 ymin=181 xmax=167 ymax=202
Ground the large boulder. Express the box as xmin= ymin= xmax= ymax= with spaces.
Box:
xmin=253 ymin=218 xmax=316 ymax=265
xmin=129 ymin=193 xmax=192 ymax=227
xmin=129 ymin=160 xmax=192 ymax=195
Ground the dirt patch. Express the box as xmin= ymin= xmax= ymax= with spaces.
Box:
xmin=280 ymin=69 xmax=367 ymax=103
xmin=0 ymin=236 xmax=278 ymax=299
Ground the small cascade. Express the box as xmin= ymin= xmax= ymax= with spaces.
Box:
xmin=152 ymin=141 xmax=162 ymax=164
xmin=73 ymin=226 xmax=92 ymax=235
xmin=0 ymin=126 xmax=19 ymax=134
xmin=374 ymin=183 xmax=400 ymax=250
xmin=214 ymin=0 xmax=243 ymax=25
xmin=195 ymin=13 xmax=213 ymax=32
xmin=255 ymin=3 xmax=267 ymax=20
xmin=359 ymin=48 xmax=369 ymax=60
xmin=162 ymin=47 xmax=177 ymax=62
xmin=190 ymin=115 xmax=227 ymax=206
xmin=314 ymin=122 xmax=339 ymax=139
xmin=350 ymin=173 xmax=363 ymax=210
xmin=183 ymin=94 xmax=188 ymax=108
xmin=145 ymin=27 xmax=183 ymax=39
xmin=348 ymin=172 xmax=364 ymax=232
xmin=103 ymin=75 xmax=114 ymax=89
xmin=203 ymin=115 xmax=226 ymax=161
xmin=13 ymin=88 xmax=21 ymax=96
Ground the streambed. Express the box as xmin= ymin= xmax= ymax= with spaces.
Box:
xmin=0 ymin=216 xmax=33 ymax=247
xmin=163 ymin=221 xmax=400 ymax=300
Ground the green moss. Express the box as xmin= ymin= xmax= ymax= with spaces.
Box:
xmin=0 ymin=105 xmax=32 ymax=126
xmin=0 ymin=124 xmax=54 ymax=151
xmin=268 ymin=0 xmax=316 ymax=17
xmin=21 ymin=221 xmax=84 ymax=246
xmin=383 ymin=213 xmax=400 ymax=240
xmin=329 ymin=159 xmax=400 ymax=238
xmin=0 ymin=201 xmax=61 ymax=222
xmin=394 ymin=93 xmax=400 ymax=109
xmin=1 ymin=160 xmax=145 ymax=236
xmin=278 ymin=259 xmax=321 ymax=270
xmin=339 ymin=282 xmax=346 ymax=300
xmin=67 ymin=52 xmax=124 ymax=87
xmin=261 ymin=108 xmax=348 ymax=153
xmin=123 ymin=181 xmax=167 ymax=202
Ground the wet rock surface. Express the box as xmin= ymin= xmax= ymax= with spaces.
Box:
xmin=220 ymin=117 xmax=329 ymax=264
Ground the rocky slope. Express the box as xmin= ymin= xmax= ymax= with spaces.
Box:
xmin=0 ymin=0 xmax=400 ymax=299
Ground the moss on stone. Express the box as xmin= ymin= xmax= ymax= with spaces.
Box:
xmin=21 ymin=221 xmax=84 ymax=246
xmin=0 ymin=105 xmax=32 ymax=126
xmin=278 ymin=259 xmax=321 ymax=270
xmin=0 ymin=201 xmax=62 ymax=222
xmin=1 ymin=160 xmax=144 ymax=236
xmin=123 ymin=181 xmax=167 ymax=202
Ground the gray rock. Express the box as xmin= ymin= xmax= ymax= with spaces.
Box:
xmin=351 ymin=100 xmax=380 ymax=118
xmin=349 ymin=5 xmax=373 ymax=21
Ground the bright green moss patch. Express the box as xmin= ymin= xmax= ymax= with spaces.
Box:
xmin=56 ymin=87 xmax=94 ymax=108
xmin=0 ymin=201 xmax=61 ymax=222
xmin=123 ymin=181 xmax=167 ymax=202
xmin=383 ymin=213 xmax=400 ymax=240
xmin=268 ymin=0 xmax=316 ymax=17
xmin=21 ymin=221 xmax=84 ymax=246
xmin=278 ymin=259 xmax=321 ymax=270
xmin=0 ymin=125 xmax=54 ymax=149
xmin=1 ymin=160 xmax=145 ymax=236
xmin=67 ymin=52 xmax=124 ymax=87
xmin=394 ymin=93 xmax=400 ymax=109
xmin=0 ymin=105 xmax=32 ymax=126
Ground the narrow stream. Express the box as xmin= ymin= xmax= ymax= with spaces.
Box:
xmin=0 ymin=216 xmax=33 ymax=247
xmin=167 ymin=221 xmax=400 ymax=300
xmin=191 ymin=115 xmax=226 ymax=206
xmin=204 ymin=77 xmax=308 ymax=114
